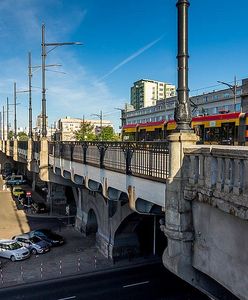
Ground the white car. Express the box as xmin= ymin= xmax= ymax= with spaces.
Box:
xmin=0 ymin=240 xmax=30 ymax=261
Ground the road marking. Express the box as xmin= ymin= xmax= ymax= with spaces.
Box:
xmin=123 ymin=280 xmax=150 ymax=288
xmin=57 ymin=296 xmax=76 ymax=300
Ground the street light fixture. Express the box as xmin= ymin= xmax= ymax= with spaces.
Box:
xmin=217 ymin=76 xmax=237 ymax=112
xmin=41 ymin=23 xmax=82 ymax=137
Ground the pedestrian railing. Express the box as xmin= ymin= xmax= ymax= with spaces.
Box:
xmin=50 ymin=141 xmax=169 ymax=181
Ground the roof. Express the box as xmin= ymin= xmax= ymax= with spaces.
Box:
xmin=192 ymin=112 xmax=240 ymax=122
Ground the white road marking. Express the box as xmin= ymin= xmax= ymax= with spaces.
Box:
xmin=57 ymin=296 xmax=76 ymax=300
xmin=123 ymin=280 xmax=150 ymax=288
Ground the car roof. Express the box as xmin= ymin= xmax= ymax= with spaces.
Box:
xmin=14 ymin=233 xmax=30 ymax=239
xmin=13 ymin=186 xmax=23 ymax=189
xmin=0 ymin=239 xmax=18 ymax=244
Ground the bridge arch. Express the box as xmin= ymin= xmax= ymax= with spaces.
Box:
xmin=111 ymin=211 xmax=167 ymax=260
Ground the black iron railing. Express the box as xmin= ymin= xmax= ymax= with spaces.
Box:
xmin=18 ymin=141 xmax=28 ymax=150
xmin=33 ymin=141 xmax=40 ymax=154
xmin=50 ymin=141 xmax=169 ymax=181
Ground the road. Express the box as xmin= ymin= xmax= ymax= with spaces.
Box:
xmin=0 ymin=262 xmax=208 ymax=300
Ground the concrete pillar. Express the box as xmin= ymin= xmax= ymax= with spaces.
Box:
xmin=39 ymin=138 xmax=49 ymax=181
xmin=6 ymin=140 xmax=10 ymax=157
xmin=75 ymin=188 xmax=83 ymax=231
xmin=13 ymin=139 xmax=18 ymax=161
xmin=162 ymin=132 xmax=198 ymax=280
xmin=27 ymin=138 xmax=33 ymax=171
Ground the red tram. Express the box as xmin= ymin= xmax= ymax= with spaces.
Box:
xmin=122 ymin=112 xmax=248 ymax=145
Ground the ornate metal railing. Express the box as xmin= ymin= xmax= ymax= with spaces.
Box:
xmin=33 ymin=141 xmax=40 ymax=154
xmin=18 ymin=141 xmax=28 ymax=150
xmin=50 ymin=141 xmax=169 ymax=181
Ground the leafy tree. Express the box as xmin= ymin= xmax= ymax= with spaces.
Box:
xmin=18 ymin=131 xmax=28 ymax=141
xmin=8 ymin=130 xmax=14 ymax=140
xmin=99 ymin=126 xmax=120 ymax=141
xmin=74 ymin=121 xmax=96 ymax=141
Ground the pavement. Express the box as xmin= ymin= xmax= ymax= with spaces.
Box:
xmin=0 ymin=178 xmax=160 ymax=289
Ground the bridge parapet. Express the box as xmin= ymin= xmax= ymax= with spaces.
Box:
xmin=184 ymin=145 xmax=248 ymax=219
xmin=50 ymin=141 xmax=169 ymax=181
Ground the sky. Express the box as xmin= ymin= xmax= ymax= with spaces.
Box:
xmin=0 ymin=0 xmax=247 ymax=131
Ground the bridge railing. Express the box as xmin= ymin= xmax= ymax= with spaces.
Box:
xmin=184 ymin=145 xmax=248 ymax=201
xmin=49 ymin=141 xmax=169 ymax=181
xmin=17 ymin=141 xmax=28 ymax=161
xmin=9 ymin=140 xmax=14 ymax=156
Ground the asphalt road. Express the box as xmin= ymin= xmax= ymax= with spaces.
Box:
xmin=0 ymin=262 xmax=209 ymax=300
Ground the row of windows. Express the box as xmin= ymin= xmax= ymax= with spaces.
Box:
xmin=126 ymin=104 xmax=242 ymax=125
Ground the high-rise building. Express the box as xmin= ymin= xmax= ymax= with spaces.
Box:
xmin=130 ymin=79 xmax=176 ymax=110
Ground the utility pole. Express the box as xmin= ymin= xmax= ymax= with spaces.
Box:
xmin=41 ymin=24 xmax=82 ymax=138
xmin=41 ymin=24 xmax=47 ymax=138
xmin=100 ymin=110 xmax=103 ymax=140
xmin=28 ymin=52 xmax=33 ymax=138
xmin=6 ymin=97 xmax=9 ymax=138
xmin=2 ymin=106 xmax=5 ymax=141
xmin=174 ymin=0 xmax=191 ymax=131
xmin=217 ymin=76 xmax=238 ymax=112
xmin=0 ymin=112 xmax=2 ymax=140
xmin=14 ymin=82 xmax=17 ymax=139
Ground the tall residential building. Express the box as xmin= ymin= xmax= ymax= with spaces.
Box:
xmin=130 ymin=79 xmax=176 ymax=110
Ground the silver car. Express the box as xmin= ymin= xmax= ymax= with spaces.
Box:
xmin=0 ymin=240 xmax=30 ymax=261
xmin=13 ymin=234 xmax=50 ymax=255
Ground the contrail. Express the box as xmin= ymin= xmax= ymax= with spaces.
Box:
xmin=98 ymin=35 xmax=165 ymax=81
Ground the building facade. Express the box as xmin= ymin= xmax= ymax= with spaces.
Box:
xmin=130 ymin=79 xmax=176 ymax=110
xmin=55 ymin=117 xmax=113 ymax=141
xmin=125 ymin=80 xmax=244 ymax=125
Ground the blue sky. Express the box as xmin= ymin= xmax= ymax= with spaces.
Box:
xmin=0 ymin=0 xmax=247 ymax=130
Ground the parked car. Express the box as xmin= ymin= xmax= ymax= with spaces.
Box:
xmin=12 ymin=234 xmax=50 ymax=254
xmin=6 ymin=175 xmax=26 ymax=186
xmin=0 ymin=240 xmax=30 ymax=261
xmin=12 ymin=186 xmax=25 ymax=198
xmin=31 ymin=202 xmax=49 ymax=214
xmin=30 ymin=229 xmax=65 ymax=247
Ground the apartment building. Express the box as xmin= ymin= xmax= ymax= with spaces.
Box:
xmin=55 ymin=116 xmax=113 ymax=141
xmin=130 ymin=79 xmax=176 ymax=110
xmin=125 ymin=79 xmax=244 ymax=125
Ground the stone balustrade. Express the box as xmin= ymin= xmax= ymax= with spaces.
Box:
xmin=184 ymin=145 xmax=248 ymax=219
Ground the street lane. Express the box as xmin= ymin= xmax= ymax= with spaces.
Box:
xmin=0 ymin=263 xmax=209 ymax=300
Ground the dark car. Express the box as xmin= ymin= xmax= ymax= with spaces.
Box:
xmin=31 ymin=202 xmax=49 ymax=214
xmin=30 ymin=229 xmax=65 ymax=247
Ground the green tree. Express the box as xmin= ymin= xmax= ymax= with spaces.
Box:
xmin=74 ymin=121 xmax=96 ymax=141
xmin=18 ymin=131 xmax=28 ymax=141
xmin=99 ymin=126 xmax=120 ymax=141
xmin=8 ymin=130 xmax=14 ymax=140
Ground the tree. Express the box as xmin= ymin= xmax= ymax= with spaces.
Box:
xmin=74 ymin=121 xmax=96 ymax=141
xmin=18 ymin=131 xmax=28 ymax=141
xmin=8 ymin=130 xmax=14 ymax=140
xmin=99 ymin=126 xmax=120 ymax=141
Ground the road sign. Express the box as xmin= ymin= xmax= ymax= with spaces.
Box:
xmin=26 ymin=191 xmax=32 ymax=197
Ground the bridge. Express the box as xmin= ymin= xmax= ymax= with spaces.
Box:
xmin=0 ymin=134 xmax=246 ymax=300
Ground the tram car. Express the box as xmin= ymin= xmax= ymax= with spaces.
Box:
xmin=122 ymin=112 xmax=248 ymax=145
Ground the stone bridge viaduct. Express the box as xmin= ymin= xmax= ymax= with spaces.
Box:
xmin=0 ymin=133 xmax=247 ymax=300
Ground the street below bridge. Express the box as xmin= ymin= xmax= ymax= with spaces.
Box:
xmin=0 ymin=263 xmax=208 ymax=300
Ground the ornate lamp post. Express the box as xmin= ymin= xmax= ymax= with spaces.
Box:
xmin=174 ymin=0 xmax=192 ymax=131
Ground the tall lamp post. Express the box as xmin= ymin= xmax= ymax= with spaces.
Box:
xmin=91 ymin=110 xmax=103 ymax=140
xmin=174 ymin=0 xmax=192 ymax=131
xmin=41 ymin=24 xmax=82 ymax=138
xmin=217 ymin=76 xmax=237 ymax=112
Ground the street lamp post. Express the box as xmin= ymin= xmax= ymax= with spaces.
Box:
xmin=41 ymin=24 xmax=82 ymax=138
xmin=28 ymin=52 xmax=32 ymax=138
xmin=2 ymin=106 xmax=5 ymax=141
xmin=6 ymin=97 xmax=9 ymax=138
xmin=217 ymin=76 xmax=237 ymax=112
xmin=91 ymin=110 xmax=103 ymax=140
xmin=14 ymin=82 xmax=17 ymax=139
xmin=174 ymin=0 xmax=192 ymax=131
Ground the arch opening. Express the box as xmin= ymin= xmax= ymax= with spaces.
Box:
xmin=113 ymin=213 xmax=167 ymax=260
